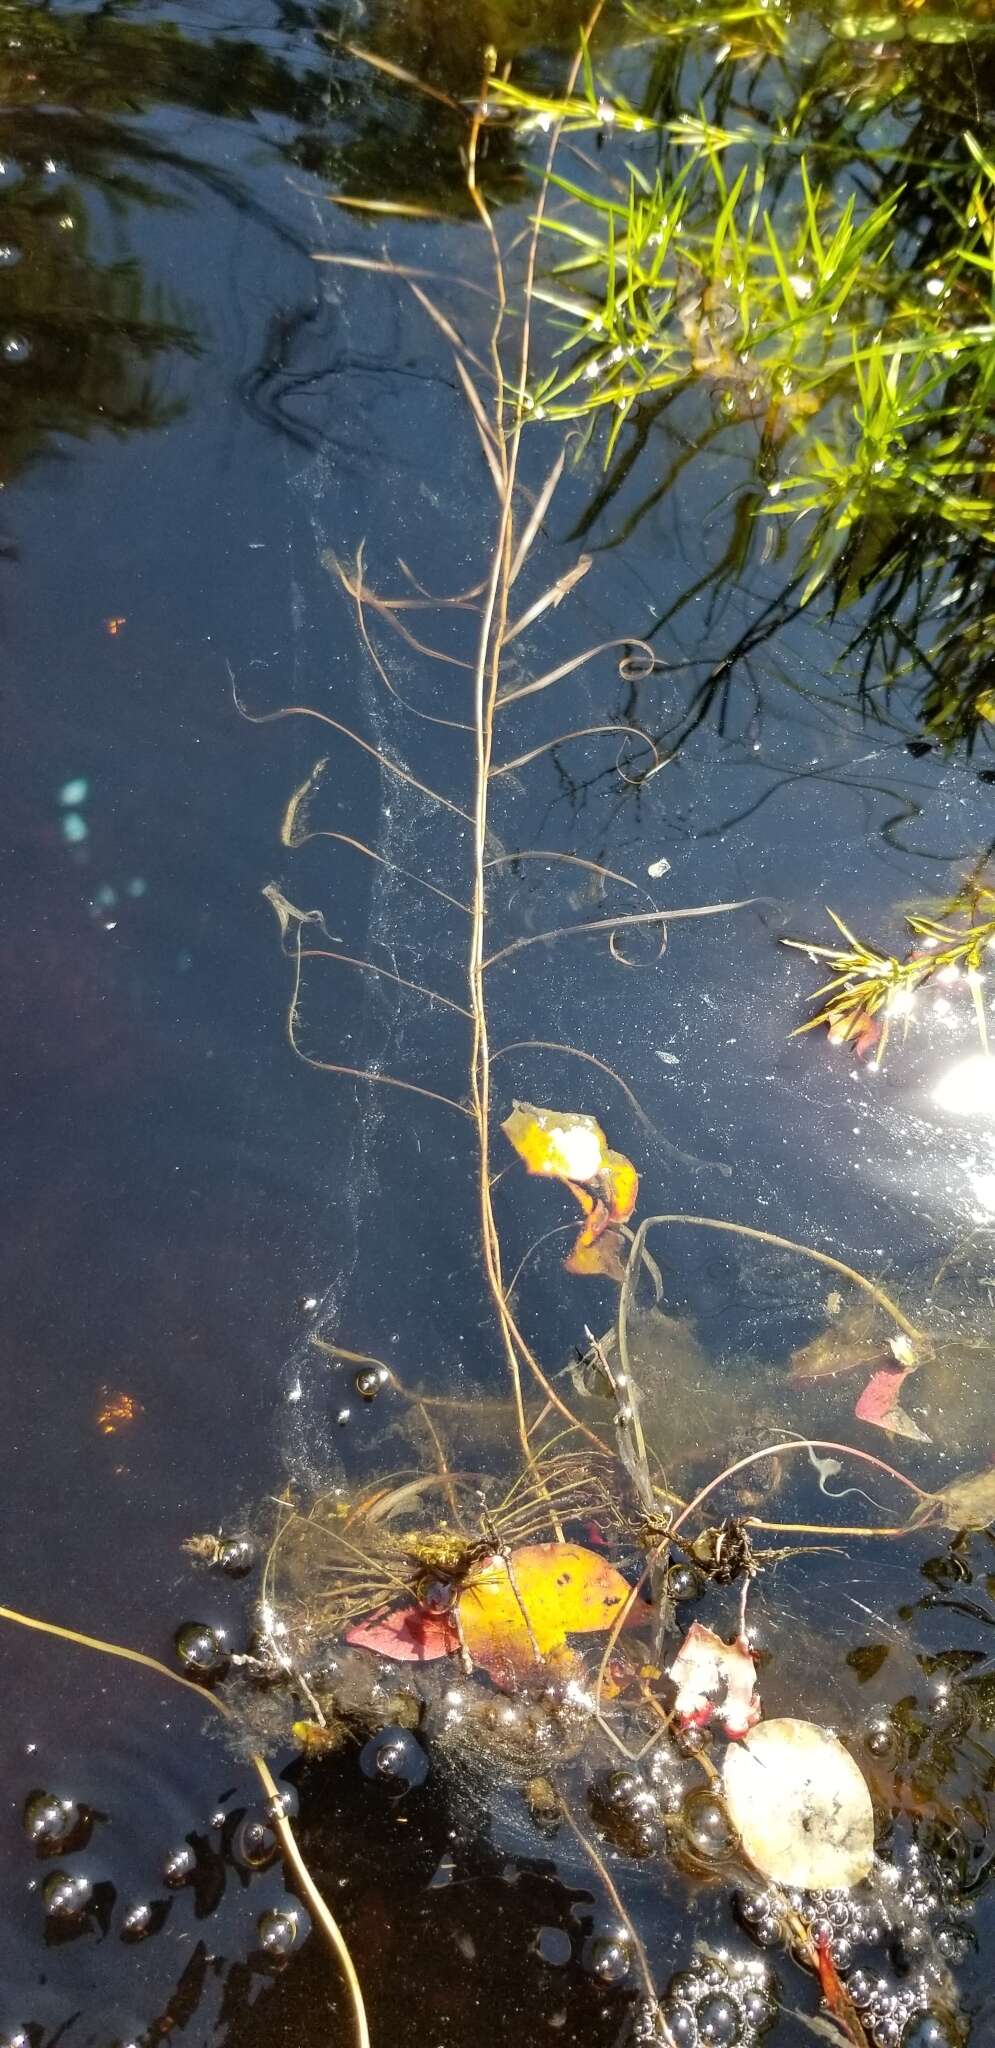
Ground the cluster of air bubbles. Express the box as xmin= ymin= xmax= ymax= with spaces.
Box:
xmin=662 ymin=1955 xmax=777 ymax=2046
xmin=737 ymin=1879 xmax=894 ymax=1968
xmin=865 ymin=1717 xmax=897 ymax=1759
xmin=174 ymin=1621 xmax=228 ymax=1681
xmin=735 ymin=1844 xmax=968 ymax=2045
xmin=878 ymin=1845 xmax=973 ymax=1971
xmin=734 ymin=1888 xmax=783 ymax=1950
xmin=588 ymin=1769 xmax=662 ymax=1858
xmin=846 ymin=1972 xmax=957 ymax=2047
xmin=359 ymin=1725 xmax=429 ymax=1790
xmin=0 ymin=243 xmax=20 ymax=266
xmin=646 ymin=1745 xmax=699 ymax=1813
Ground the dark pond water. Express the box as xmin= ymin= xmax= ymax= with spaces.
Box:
xmin=4 ymin=3 xmax=995 ymax=2045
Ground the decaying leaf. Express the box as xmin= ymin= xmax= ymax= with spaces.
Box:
xmin=722 ymin=1717 xmax=874 ymax=1889
xmin=346 ymin=1601 xmax=459 ymax=1662
xmin=789 ymin=1308 xmax=920 ymax=1386
xmin=789 ymin=1307 xmax=892 ymax=1383
xmin=501 ymin=1102 xmax=638 ymax=1281
xmin=344 ymin=1541 xmax=644 ymax=1690
xmin=915 ymin=1465 xmax=995 ymax=1531
xmin=854 ymin=1365 xmax=930 ymax=1442
xmin=458 ymin=1541 xmax=641 ymax=1689
xmin=667 ymin=1621 xmax=761 ymax=1739
xmin=293 ymin=1718 xmax=350 ymax=1754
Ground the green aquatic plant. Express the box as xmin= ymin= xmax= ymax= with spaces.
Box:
xmin=784 ymin=873 xmax=995 ymax=1063
xmin=475 ymin=6 xmax=995 ymax=749
xmin=510 ymin=129 xmax=995 ymax=584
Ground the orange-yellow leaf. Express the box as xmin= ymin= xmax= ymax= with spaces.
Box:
xmin=502 ymin=1103 xmax=609 ymax=1184
xmin=565 ymin=1218 xmax=627 ymax=1281
xmin=457 ymin=1541 xmax=640 ymax=1690
xmin=501 ymin=1103 xmax=638 ymax=1279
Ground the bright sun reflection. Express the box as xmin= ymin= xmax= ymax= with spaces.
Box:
xmin=933 ymin=1052 xmax=995 ymax=1117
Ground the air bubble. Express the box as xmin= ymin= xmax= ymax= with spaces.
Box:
xmin=902 ymin=2018 xmax=954 ymax=2048
xmin=163 ymin=1845 xmax=196 ymax=1887
xmin=120 ymin=1902 xmax=154 ymax=1941
xmin=174 ymin=1621 xmax=228 ymax=1680
xmin=535 ymin=1926 xmax=572 ymax=1966
xmin=582 ymin=1931 xmax=631 ymax=1985
xmin=43 ymin=1870 xmax=91 ymax=1919
xmin=665 ymin=2008 xmax=697 ymax=2048
xmin=257 ymin=1907 xmax=298 ymax=1957
xmin=741 ymin=1987 xmax=776 ymax=2028
xmin=217 ymin=1536 xmax=255 ymax=1577
xmin=680 ymin=1791 xmax=735 ymax=1859
xmin=359 ymin=1726 xmax=428 ymax=1790
xmin=232 ymin=1813 xmax=279 ymax=1871
xmin=23 ymin=1791 xmax=77 ymax=1848
xmin=696 ymin=1994 xmax=741 ymax=2046
xmin=667 ymin=1563 xmax=704 ymax=1603
xmin=354 ymin=1368 xmax=382 ymax=1401
xmin=2 ymin=335 xmax=30 ymax=364
xmin=0 ymin=244 xmax=20 ymax=266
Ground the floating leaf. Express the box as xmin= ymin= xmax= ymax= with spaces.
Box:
xmin=346 ymin=1601 xmax=459 ymax=1662
xmin=916 ymin=1466 xmax=995 ymax=1531
xmin=855 ymin=1365 xmax=930 ymax=1442
xmin=501 ymin=1102 xmax=638 ymax=1280
xmin=458 ymin=1541 xmax=642 ymax=1689
xmin=722 ymin=1717 xmax=874 ymax=1889
xmin=667 ymin=1621 xmax=760 ymax=1740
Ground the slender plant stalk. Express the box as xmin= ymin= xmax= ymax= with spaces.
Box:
xmin=621 ymin=1213 xmax=925 ymax=1343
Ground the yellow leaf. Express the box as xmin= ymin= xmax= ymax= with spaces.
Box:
xmin=457 ymin=1541 xmax=639 ymax=1689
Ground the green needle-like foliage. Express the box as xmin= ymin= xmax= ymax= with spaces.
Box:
xmin=785 ymin=878 xmax=995 ymax=1065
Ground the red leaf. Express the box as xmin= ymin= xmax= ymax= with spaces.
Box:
xmin=667 ymin=1620 xmax=761 ymax=1740
xmin=855 ymin=1366 xmax=930 ymax=1442
xmin=346 ymin=1601 xmax=458 ymax=1662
